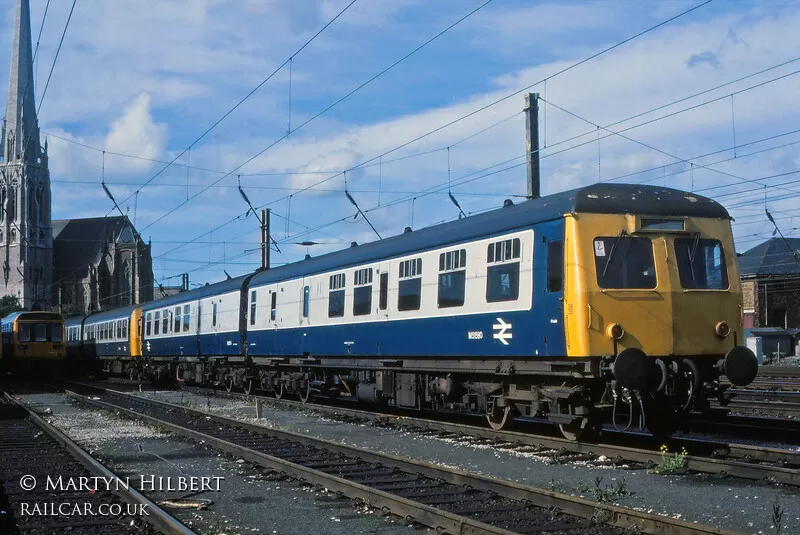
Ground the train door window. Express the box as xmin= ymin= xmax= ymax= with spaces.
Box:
xmin=154 ymin=311 xmax=161 ymax=335
xmin=51 ymin=324 xmax=63 ymax=342
xmin=328 ymin=273 xmax=345 ymax=318
xmin=174 ymin=307 xmax=182 ymax=333
xmin=146 ymin=313 xmax=152 ymax=336
xmin=353 ymin=268 xmax=373 ymax=316
xmin=270 ymin=291 xmax=277 ymax=322
xmin=19 ymin=323 xmax=31 ymax=342
xmin=183 ymin=305 xmax=190 ymax=332
xmin=379 ymin=273 xmax=388 ymax=310
xmin=398 ymin=258 xmax=422 ymax=311
xmin=162 ymin=311 xmax=169 ymax=334
xmin=212 ymin=303 xmax=218 ymax=327
xmin=547 ymin=241 xmax=564 ymax=292
xmin=486 ymin=237 xmax=521 ymax=302
xmin=438 ymin=249 xmax=466 ymax=308
xmin=303 ymin=286 xmax=310 ymax=318
xmin=116 ymin=321 xmax=121 ymax=339
xmin=250 ymin=291 xmax=257 ymax=325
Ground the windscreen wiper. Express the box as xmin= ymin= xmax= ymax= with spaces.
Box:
xmin=601 ymin=230 xmax=627 ymax=278
xmin=687 ymin=232 xmax=701 ymax=281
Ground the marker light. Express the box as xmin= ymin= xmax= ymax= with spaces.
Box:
xmin=715 ymin=321 xmax=731 ymax=338
xmin=606 ymin=323 xmax=625 ymax=340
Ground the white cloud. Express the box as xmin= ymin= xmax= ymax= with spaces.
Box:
xmin=104 ymin=93 xmax=168 ymax=168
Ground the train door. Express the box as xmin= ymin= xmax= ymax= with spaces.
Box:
xmin=543 ymin=234 xmax=566 ymax=356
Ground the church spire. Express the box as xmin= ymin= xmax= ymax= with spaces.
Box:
xmin=3 ymin=0 xmax=40 ymax=164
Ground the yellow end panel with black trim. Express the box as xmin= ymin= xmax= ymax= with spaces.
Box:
xmin=564 ymin=213 xmax=742 ymax=358
xmin=130 ymin=307 xmax=143 ymax=357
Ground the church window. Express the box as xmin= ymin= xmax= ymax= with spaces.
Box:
xmin=154 ymin=311 xmax=161 ymax=335
xmin=0 ymin=187 xmax=5 ymax=222
xmin=145 ymin=313 xmax=152 ymax=336
xmin=174 ymin=307 xmax=181 ymax=333
xmin=7 ymin=187 xmax=14 ymax=221
xmin=36 ymin=186 xmax=43 ymax=225
xmin=183 ymin=305 xmax=190 ymax=332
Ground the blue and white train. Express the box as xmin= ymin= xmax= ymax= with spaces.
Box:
xmin=66 ymin=183 xmax=758 ymax=439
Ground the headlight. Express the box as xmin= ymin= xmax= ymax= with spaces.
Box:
xmin=715 ymin=321 xmax=730 ymax=338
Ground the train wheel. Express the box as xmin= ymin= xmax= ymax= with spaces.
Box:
xmin=274 ymin=383 xmax=284 ymax=400
xmin=558 ymin=418 xmax=595 ymax=441
xmin=225 ymin=377 xmax=234 ymax=393
xmin=486 ymin=405 xmax=512 ymax=431
xmin=243 ymin=379 xmax=254 ymax=396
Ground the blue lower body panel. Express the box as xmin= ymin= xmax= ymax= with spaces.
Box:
xmin=247 ymin=311 xmax=563 ymax=359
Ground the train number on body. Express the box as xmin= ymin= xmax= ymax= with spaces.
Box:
xmin=467 ymin=331 xmax=484 ymax=340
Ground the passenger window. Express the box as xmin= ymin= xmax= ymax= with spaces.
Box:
xmin=486 ymin=237 xmax=521 ymax=303
xmin=174 ymin=307 xmax=181 ymax=333
xmin=438 ymin=249 xmax=466 ymax=308
xmin=487 ymin=264 xmax=520 ymax=302
xmin=353 ymin=268 xmax=373 ymax=316
xmin=146 ymin=313 xmax=152 ymax=336
xmin=547 ymin=241 xmax=563 ymax=293
xmin=154 ymin=311 xmax=161 ymax=335
xmin=183 ymin=305 xmax=191 ymax=332
xmin=398 ymin=258 xmax=422 ymax=311
xmin=250 ymin=290 xmax=257 ymax=325
xmin=328 ymin=273 xmax=345 ymax=318
xmin=379 ymin=273 xmax=388 ymax=310
xmin=162 ymin=311 xmax=169 ymax=334
xmin=270 ymin=291 xmax=277 ymax=322
xmin=303 ymin=286 xmax=310 ymax=318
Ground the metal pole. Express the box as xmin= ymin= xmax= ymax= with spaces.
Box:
xmin=525 ymin=93 xmax=541 ymax=200
xmin=261 ymin=209 xmax=270 ymax=270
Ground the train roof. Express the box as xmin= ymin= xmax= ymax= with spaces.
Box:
xmin=1 ymin=311 xmax=63 ymax=324
xmin=141 ymin=274 xmax=251 ymax=311
xmin=82 ymin=304 xmax=140 ymax=323
xmin=250 ymin=183 xmax=729 ymax=286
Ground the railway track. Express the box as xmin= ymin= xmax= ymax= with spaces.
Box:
xmin=171 ymin=384 xmax=800 ymax=486
xmin=0 ymin=392 xmax=194 ymax=535
xmin=63 ymin=383 xmax=742 ymax=535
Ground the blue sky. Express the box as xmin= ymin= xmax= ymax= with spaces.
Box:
xmin=2 ymin=0 xmax=800 ymax=288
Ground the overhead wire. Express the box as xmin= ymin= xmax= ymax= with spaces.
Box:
xmin=108 ymin=0 xmax=361 ymax=215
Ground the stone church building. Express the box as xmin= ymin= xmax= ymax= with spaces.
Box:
xmin=52 ymin=217 xmax=154 ymax=315
xmin=1 ymin=0 xmax=153 ymax=314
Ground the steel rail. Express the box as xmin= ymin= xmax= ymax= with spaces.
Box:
xmin=2 ymin=392 xmax=196 ymax=535
xmin=172 ymin=384 xmax=800 ymax=486
xmin=66 ymin=386 xmax=742 ymax=535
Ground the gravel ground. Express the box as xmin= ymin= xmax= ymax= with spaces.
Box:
xmin=15 ymin=393 xmax=425 ymax=535
xmin=132 ymin=389 xmax=800 ymax=535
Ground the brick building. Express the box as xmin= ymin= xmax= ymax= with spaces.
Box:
xmin=738 ymin=237 xmax=800 ymax=329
